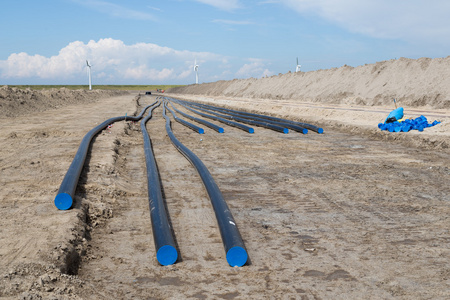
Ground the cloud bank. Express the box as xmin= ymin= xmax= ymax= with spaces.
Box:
xmin=0 ymin=39 xmax=272 ymax=84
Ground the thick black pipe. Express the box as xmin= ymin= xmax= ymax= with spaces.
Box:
xmin=171 ymin=99 xmax=254 ymax=133
xmin=168 ymin=101 xmax=224 ymax=133
xmin=178 ymin=100 xmax=289 ymax=134
xmin=162 ymin=105 xmax=248 ymax=267
xmin=54 ymin=103 xmax=155 ymax=210
xmin=177 ymin=98 xmax=323 ymax=134
xmin=184 ymin=101 xmax=308 ymax=134
xmin=140 ymin=101 xmax=178 ymax=266
xmin=164 ymin=101 xmax=204 ymax=134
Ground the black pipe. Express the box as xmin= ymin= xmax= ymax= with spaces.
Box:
xmin=168 ymin=101 xmax=224 ymax=133
xmin=140 ymin=101 xmax=178 ymax=266
xmin=54 ymin=103 xmax=156 ymax=210
xmin=184 ymin=101 xmax=308 ymax=134
xmin=178 ymin=100 xmax=289 ymax=134
xmin=162 ymin=105 xmax=248 ymax=267
xmin=177 ymin=98 xmax=323 ymax=134
xmin=169 ymin=99 xmax=254 ymax=133
xmin=164 ymin=101 xmax=205 ymax=134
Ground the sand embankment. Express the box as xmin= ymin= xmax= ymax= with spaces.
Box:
xmin=169 ymin=57 xmax=450 ymax=109
xmin=0 ymin=86 xmax=128 ymax=118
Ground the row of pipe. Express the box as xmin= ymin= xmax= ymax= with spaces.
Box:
xmin=54 ymin=95 xmax=322 ymax=265
xmin=166 ymin=97 xmax=323 ymax=134
xmin=200 ymin=99 xmax=323 ymax=133
xmin=184 ymin=101 xmax=308 ymax=134
xmin=184 ymin=102 xmax=289 ymax=134
xmin=165 ymin=103 xmax=205 ymax=134
xmin=162 ymin=101 xmax=248 ymax=267
xmin=171 ymin=99 xmax=254 ymax=133
xmin=54 ymin=97 xmax=248 ymax=267
xmin=168 ymin=102 xmax=224 ymax=133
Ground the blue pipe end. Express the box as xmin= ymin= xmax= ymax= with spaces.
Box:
xmin=226 ymin=246 xmax=248 ymax=267
xmin=157 ymin=245 xmax=178 ymax=266
xmin=302 ymin=129 xmax=308 ymax=134
xmin=317 ymin=128 xmax=324 ymax=134
xmin=283 ymin=128 xmax=289 ymax=134
xmin=198 ymin=128 xmax=205 ymax=134
xmin=218 ymin=128 xmax=224 ymax=133
xmin=248 ymin=128 xmax=255 ymax=134
xmin=54 ymin=193 xmax=73 ymax=210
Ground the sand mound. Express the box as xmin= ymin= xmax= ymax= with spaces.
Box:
xmin=169 ymin=57 xmax=450 ymax=109
xmin=0 ymin=86 xmax=128 ymax=119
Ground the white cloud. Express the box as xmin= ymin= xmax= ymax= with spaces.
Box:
xmin=148 ymin=6 xmax=162 ymax=12
xmin=194 ymin=0 xmax=241 ymax=11
xmin=280 ymin=0 xmax=450 ymax=43
xmin=0 ymin=38 xmax=225 ymax=84
xmin=0 ymin=39 xmax=278 ymax=84
xmin=124 ymin=66 xmax=174 ymax=80
xmin=72 ymin=0 xmax=156 ymax=20
xmin=178 ymin=69 xmax=193 ymax=79
xmin=235 ymin=59 xmax=273 ymax=78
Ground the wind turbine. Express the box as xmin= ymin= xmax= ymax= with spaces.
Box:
xmin=86 ymin=60 xmax=92 ymax=90
xmin=194 ymin=59 xmax=199 ymax=84
xmin=295 ymin=57 xmax=301 ymax=73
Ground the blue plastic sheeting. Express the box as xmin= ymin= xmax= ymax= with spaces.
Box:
xmin=385 ymin=107 xmax=404 ymax=123
xmin=378 ymin=115 xmax=441 ymax=132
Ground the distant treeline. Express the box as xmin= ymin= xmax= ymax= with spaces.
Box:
xmin=8 ymin=85 xmax=184 ymax=91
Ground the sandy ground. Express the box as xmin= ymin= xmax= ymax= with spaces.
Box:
xmin=166 ymin=93 xmax=449 ymax=152
xmin=169 ymin=56 xmax=450 ymax=109
xmin=0 ymin=88 xmax=449 ymax=299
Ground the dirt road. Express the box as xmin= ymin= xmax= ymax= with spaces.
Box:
xmin=1 ymin=93 xmax=449 ymax=299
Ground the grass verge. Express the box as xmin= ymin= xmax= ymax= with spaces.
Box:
xmin=7 ymin=85 xmax=184 ymax=91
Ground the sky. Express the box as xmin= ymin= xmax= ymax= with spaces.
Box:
xmin=0 ymin=0 xmax=449 ymax=85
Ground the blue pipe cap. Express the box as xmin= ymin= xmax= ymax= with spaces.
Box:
xmin=226 ymin=246 xmax=248 ymax=267
xmin=218 ymin=128 xmax=225 ymax=133
xmin=54 ymin=193 xmax=73 ymax=210
xmin=283 ymin=128 xmax=289 ymax=134
xmin=317 ymin=128 xmax=324 ymax=134
xmin=248 ymin=128 xmax=255 ymax=134
xmin=302 ymin=129 xmax=308 ymax=134
xmin=198 ymin=128 xmax=205 ymax=134
xmin=157 ymin=245 xmax=178 ymax=266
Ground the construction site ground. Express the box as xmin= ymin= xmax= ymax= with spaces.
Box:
xmin=0 ymin=92 xmax=449 ymax=299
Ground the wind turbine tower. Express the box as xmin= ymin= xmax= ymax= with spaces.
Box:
xmin=296 ymin=57 xmax=301 ymax=73
xmin=86 ymin=60 xmax=92 ymax=90
xmin=194 ymin=59 xmax=199 ymax=84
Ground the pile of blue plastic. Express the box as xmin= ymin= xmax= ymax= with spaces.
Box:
xmin=378 ymin=115 xmax=441 ymax=132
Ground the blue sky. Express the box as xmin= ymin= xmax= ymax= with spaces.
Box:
xmin=0 ymin=0 xmax=449 ymax=85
